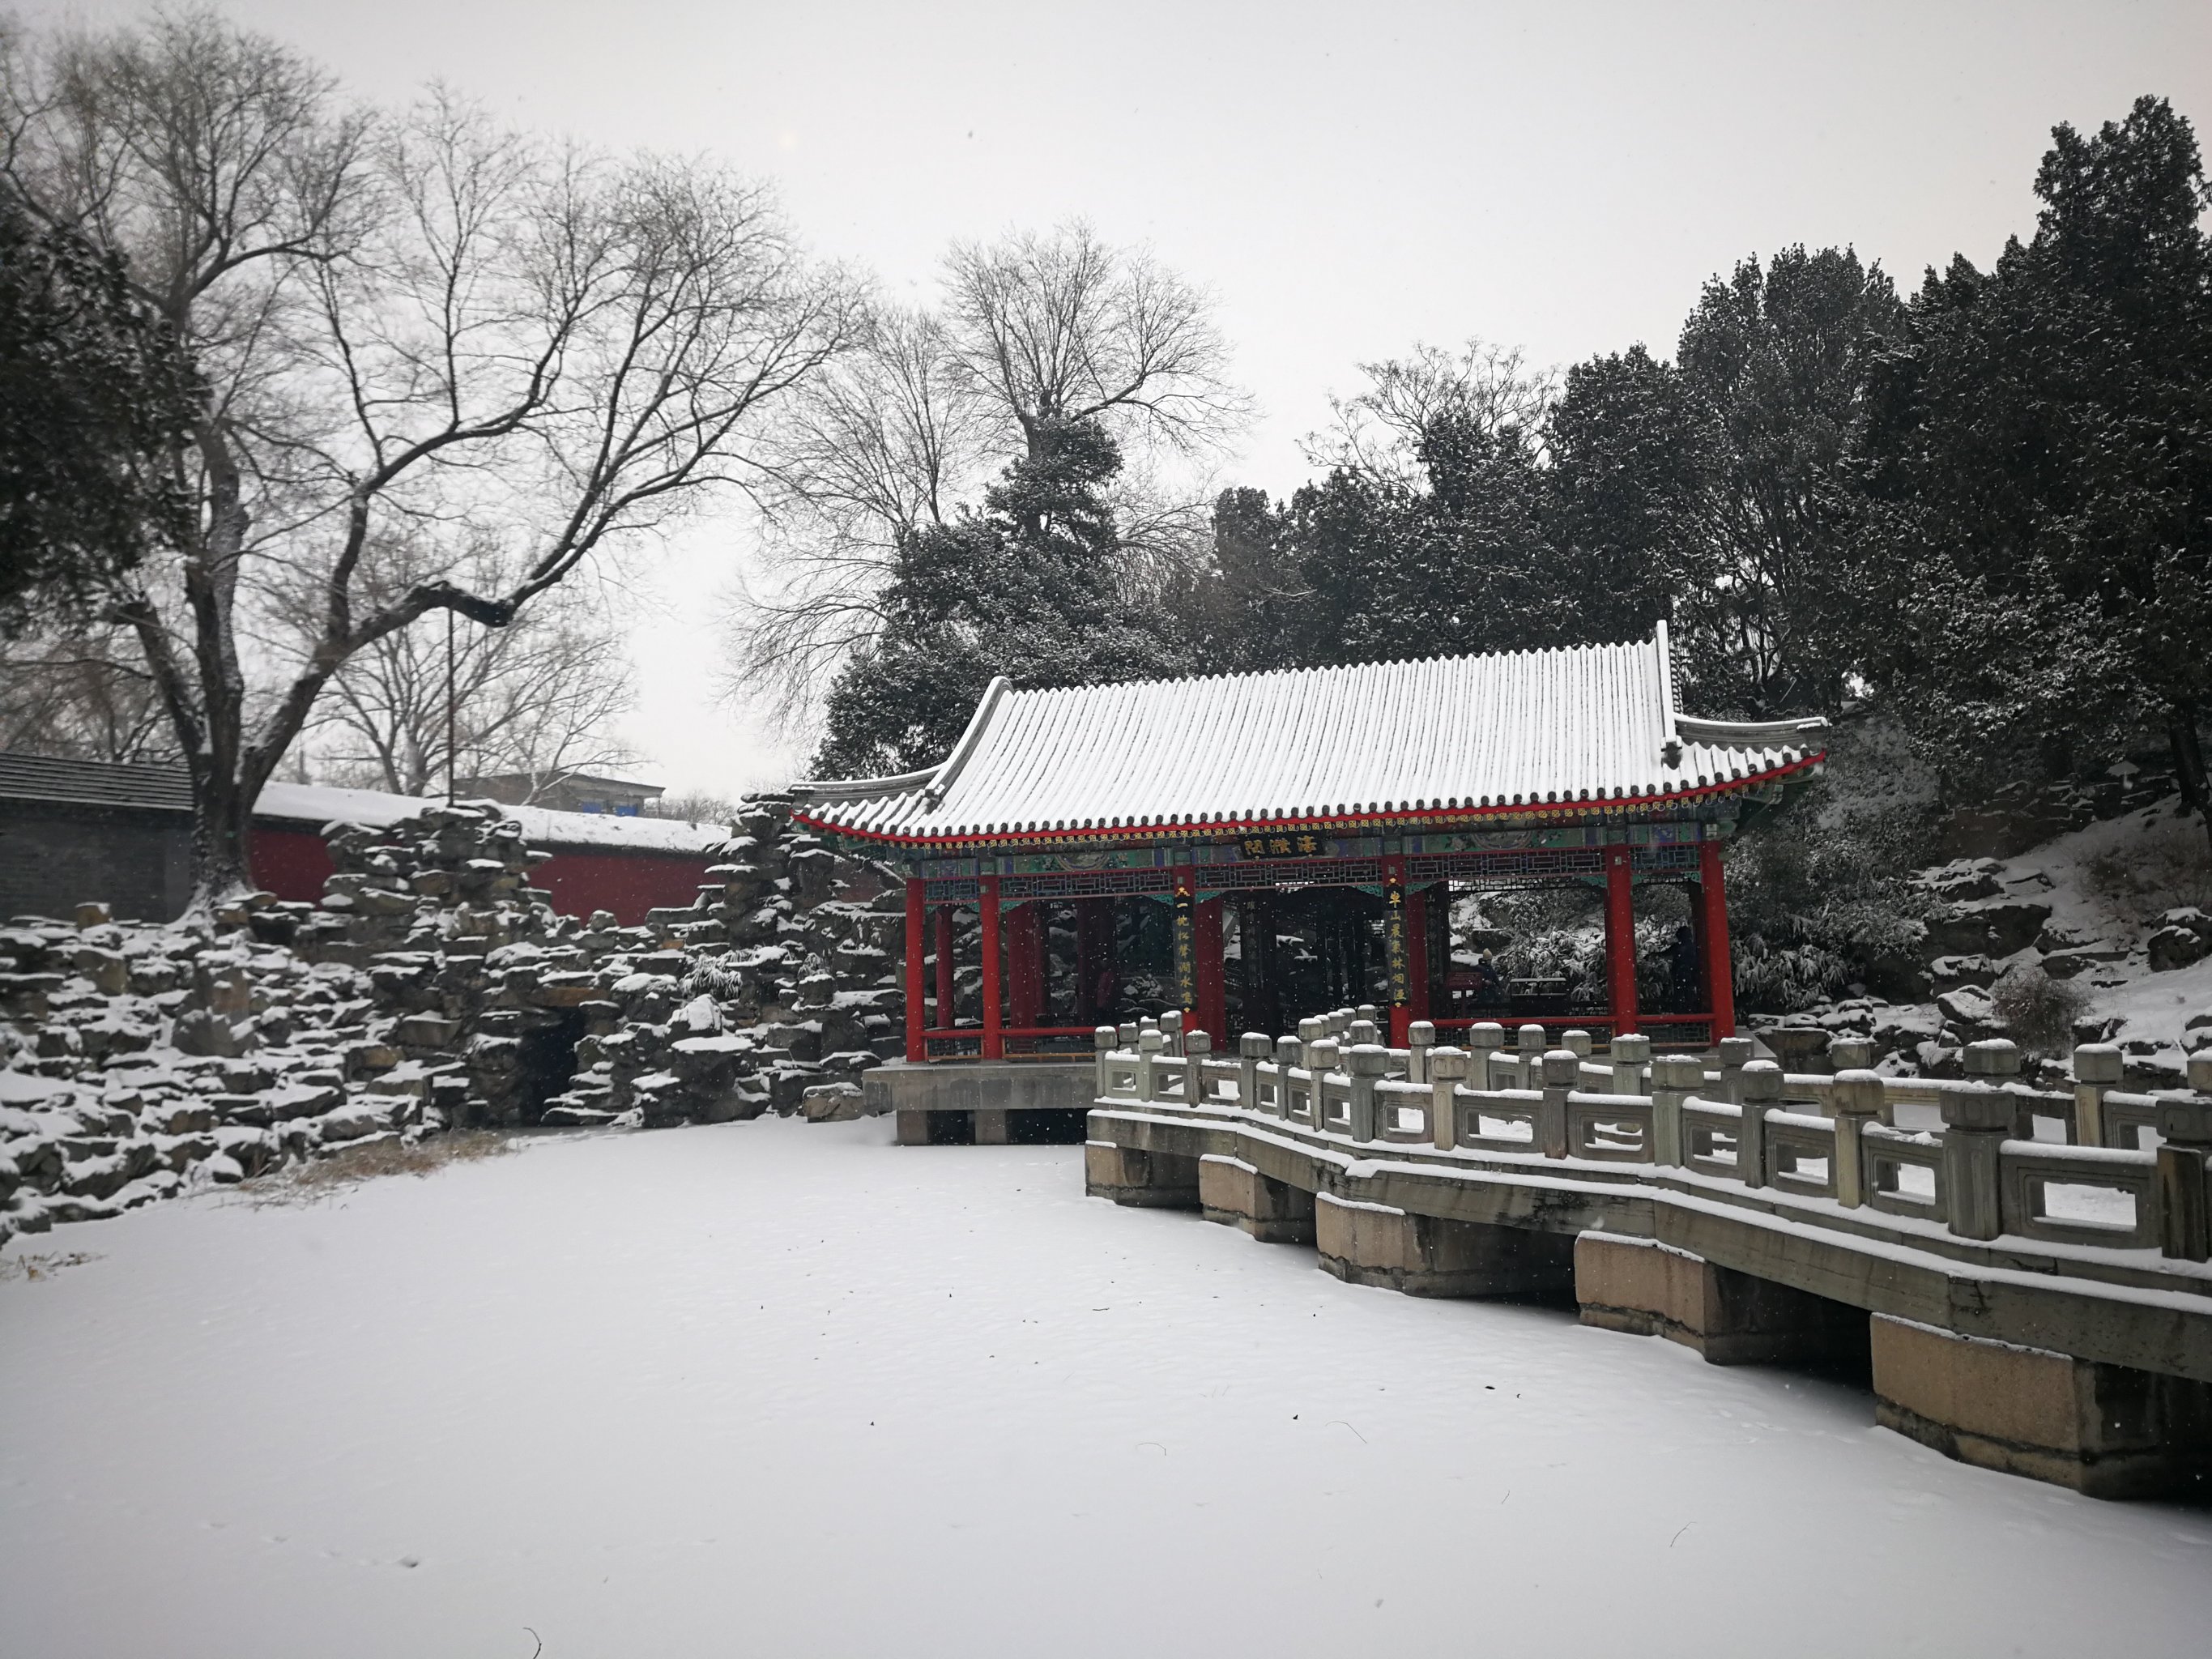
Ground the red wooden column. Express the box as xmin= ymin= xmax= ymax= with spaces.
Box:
xmin=980 ymin=873 xmax=1004 ymax=1060
xmin=1604 ymin=846 xmax=1639 ymax=1035
xmin=1405 ymin=884 xmax=1432 ymax=1028
xmin=1194 ymin=895 xmax=1226 ymax=1044
xmin=933 ymin=908 xmax=955 ymax=1029
xmin=904 ymin=877 xmax=927 ymax=1062
xmin=1698 ymin=838 xmax=1736 ymax=1041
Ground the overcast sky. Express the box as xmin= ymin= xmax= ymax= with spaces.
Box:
xmin=24 ymin=1 xmax=2212 ymax=800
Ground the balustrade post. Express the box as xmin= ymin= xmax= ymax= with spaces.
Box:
xmin=1407 ymin=1020 xmax=1435 ymax=1085
xmin=1118 ymin=1021 xmax=1139 ymax=1048
xmin=1467 ymin=1021 xmax=1506 ymax=1090
xmin=1429 ymin=1047 xmax=1468 ymax=1150
xmin=1939 ymin=1081 xmax=2010 ymax=1241
xmin=1737 ymin=1060 xmax=1781 ymax=1188
xmin=1356 ymin=1003 xmax=1380 ymax=1028
xmin=1516 ymin=1023 xmax=1547 ymax=1090
xmin=1311 ymin=1037 xmax=1342 ymax=1128
xmin=1329 ymin=1009 xmax=1353 ymax=1038
xmin=1238 ymin=1032 xmax=1272 ymax=1111
xmin=1297 ymin=1016 xmax=1328 ymax=1068
xmin=1094 ymin=1025 xmax=1118 ymax=1100
xmin=2154 ymin=1054 xmax=2212 ymax=1261
xmin=1650 ymin=1054 xmax=1703 ymax=1167
xmin=1161 ymin=1008 xmax=1184 ymax=1058
xmin=1831 ymin=1069 xmax=1886 ymax=1208
xmin=1609 ymin=1032 xmax=1651 ymax=1096
xmin=1136 ymin=1027 xmax=1165 ymax=1103
xmin=1347 ymin=1043 xmax=1388 ymax=1142
xmin=1538 ymin=1049 xmax=1578 ymax=1158
xmin=1964 ymin=1038 xmax=2028 ymax=1137
xmin=1182 ymin=1030 xmax=1213 ymax=1105
xmin=1828 ymin=1035 xmax=1875 ymax=1072
xmin=1717 ymin=1036 xmax=1754 ymax=1104
xmin=1275 ymin=1035 xmax=1302 ymax=1118
xmin=1347 ymin=1017 xmax=1381 ymax=1051
xmin=2073 ymin=1043 xmax=2123 ymax=1148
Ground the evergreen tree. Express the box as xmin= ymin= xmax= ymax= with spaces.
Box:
xmin=812 ymin=419 xmax=1190 ymax=775
xmin=1541 ymin=344 xmax=1709 ymax=659
xmin=1855 ymin=96 xmax=2212 ymax=839
xmin=1247 ymin=411 xmax=1557 ymax=668
xmin=1672 ymin=246 xmax=1903 ymax=716
xmin=0 ymin=197 xmax=194 ymax=635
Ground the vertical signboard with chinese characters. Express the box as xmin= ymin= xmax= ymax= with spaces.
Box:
xmin=1383 ymin=855 xmax=1409 ymax=1039
xmin=1173 ymin=865 xmax=1196 ymax=1014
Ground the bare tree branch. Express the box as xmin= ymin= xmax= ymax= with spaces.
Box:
xmin=1 ymin=13 xmax=854 ymax=906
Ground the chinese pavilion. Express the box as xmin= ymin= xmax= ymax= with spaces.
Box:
xmin=793 ymin=625 xmax=1827 ymax=1059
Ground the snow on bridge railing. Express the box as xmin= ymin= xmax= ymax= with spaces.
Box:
xmin=1091 ymin=1017 xmax=2212 ymax=1265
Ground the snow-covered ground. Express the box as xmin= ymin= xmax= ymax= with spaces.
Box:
xmin=5 ymin=1121 xmax=2210 ymax=1658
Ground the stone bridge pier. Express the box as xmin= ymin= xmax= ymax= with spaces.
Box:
xmin=1085 ymin=1018 xmax=2212 ymax=1500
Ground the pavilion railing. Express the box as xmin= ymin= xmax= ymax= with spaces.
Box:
xmin=922 ymin=1024 xmax=1100 ymax=1060
xmin=1093 ymin=1010 xmax=2212 ymax=1265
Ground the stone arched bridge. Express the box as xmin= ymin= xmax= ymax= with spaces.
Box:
xmin=1085 ymin=1013 xmax=2212 ymax=1500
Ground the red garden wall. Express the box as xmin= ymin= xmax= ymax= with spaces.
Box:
xmin=250 ymin=821 xmax=710 ymax=928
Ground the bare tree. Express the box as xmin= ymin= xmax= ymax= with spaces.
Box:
xmin=288 ymin=535 xmax=637 ymax=798
xmin=650 ymin=788 xmax=739 ymax=825
xmin=0 ymin=627 xmax=175 ymax=762
xmin=730 ymin=306 xmax=992 ymax=720
xmin=1306 ymin=339 xmax=1558 ymax=487
xmin=729 ymin=219 xmax=1247 ymax=727
xmin=0 ymin=12 xmax=855 ymax=910
xmin=943 ymin=220 xmax=1250 ymax=464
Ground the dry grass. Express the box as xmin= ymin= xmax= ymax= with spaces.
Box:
xmin=0 ymin=1250 xmax=101 ymax=1282
xmin=235 ymin=1130 xmax=515 ymax=1207
xmin=1990 ymin=966 xmax=2092 ymax=1057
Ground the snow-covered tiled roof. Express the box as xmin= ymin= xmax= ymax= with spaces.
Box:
xmin=256 ymin=782 xmax=727 ymax=854
xmin=795 ymin=625 xmax=1826 ymax=847
xmin=0 ymin=754 xmax=725 ymax=855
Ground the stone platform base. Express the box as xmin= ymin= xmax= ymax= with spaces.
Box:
xmin=1085 ymin=1141 xmax=1200 ymax=1209
xmin=1199 ymin=1154 xmax=1316 ymax=1243
xmin=1575 ymin=1232 xmax=1868 ymax=1367
xmin=864 ymin=1060 xmax=1093 ymax=1148
xmin=1871 ymin=1315 xmax=2212 ymax=1499
xmin=1316 ymin=1192 xmax=1575 ymax=1299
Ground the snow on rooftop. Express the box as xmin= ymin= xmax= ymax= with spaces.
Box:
xmin=797 ymin=625 xmax=1828 ymax=843
xmin=4 ymin=1119 xmax=2207 ymax=1657
xmin=254 ymin=780 xmax=725 ymax=855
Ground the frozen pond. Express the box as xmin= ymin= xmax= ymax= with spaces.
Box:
xmin=5 ymin=1117 xmax=2210 ymax=1657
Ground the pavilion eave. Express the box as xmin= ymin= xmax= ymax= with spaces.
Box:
xmin=795 ymin=750 xmax=1825 ymax=855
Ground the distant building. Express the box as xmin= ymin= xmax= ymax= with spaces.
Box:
xmin=0 ymin=753 xmax=718 ymax=924
xmin=455 ymin=773 xmax=664 ymax=817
